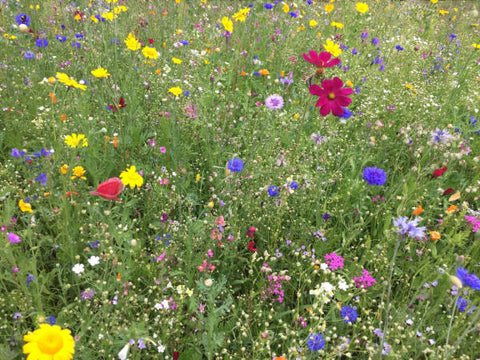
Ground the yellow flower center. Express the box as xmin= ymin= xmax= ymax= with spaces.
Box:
xmin=38 ymin=331 xmax=64 ymax=354
xmin=328 ymin=92 xmax=336 ymax=100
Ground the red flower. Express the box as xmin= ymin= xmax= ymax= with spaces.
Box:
xmin=303 ymin=50 xmax=341 ymax=68
xmin=248 ymin=241 xmax=257 ymax=252
xmin=443 ymin=187 xmax=453 ymax=195
xmin=309 ymin=77 xmax=353 ymax=117
xmin=173 ymin=352 xmax=180 ymax=360
xmin=89 ymin=177 xmax=124 ymax=201
xmin=246 ymin=226 xmax=256 ymax=239
xmin=432 ymin=167 xmax=447 ymax=178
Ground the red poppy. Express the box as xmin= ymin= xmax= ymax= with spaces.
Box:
xmin=432 ymin=167 xmax=447 ymax=178
xmin=248 ymin=241 xmax=257 ymax=252
xmin=443 ymin=187 xmax=453 ymax=195
xmin=309 ymin=77 xmax=353 ymax=117
xmin=89 ymin=177 xmax=124 ymax=201
xmin=303 ymin=50 xmax=341 ymax=68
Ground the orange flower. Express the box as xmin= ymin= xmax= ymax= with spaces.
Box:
xmin=49 ymin=92 xmax=57 ymax=104
xmin=60 ymin=113 xmax=67 ymax=121
xmin=273 ymin=357 xmax=287 ymax=360
xmin=446 ymin=204 xmax=458 ymax=213
xmin=413 ymin=205 xmax=424 ymax=216
xmin=429 ymin=231 xmax=441 ymax=241
xmin=259 ymin=69 xmax=270 ymax=76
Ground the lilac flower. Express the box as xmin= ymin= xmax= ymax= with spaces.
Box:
xmin=430 ymin=128 xmax=451 ymax=144
xmin=393 ymin=216 xmax=426 ymax=239
xmin=11 ymin=148 xmax=25 ymax=158
xmin=280 ymin=71 xmax=293 ymax=86
xmin=46 ymin=316 xmax=56 ymax=325
xmin=27 ymin=274 xmax=35 ymax=286
xmin=310 ymin=132 xmax=326 ymax=145
xmin=35 ymin=173 xmax=47 ymax=186
xmin=265 ymin=94 xmax=284 ymax=110
xmin=24 ymin=51 xmax=35 ymax=60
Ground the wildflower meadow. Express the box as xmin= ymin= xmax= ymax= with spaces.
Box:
xmin=1 ymin=0 xmax=480 ymax=359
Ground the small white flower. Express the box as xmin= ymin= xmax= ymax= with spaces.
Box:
xmin=118 ymin=343 xmax=130 ymax=360
xmin=157 ymin=344 xmax=165 ymax=353
xmin=72 ymin=263 xmax=85 ymax=275
xmin=88 ymin=256 xmax=100 ymax=267
xmin=338 ymin=280 xmax=349 ymax=291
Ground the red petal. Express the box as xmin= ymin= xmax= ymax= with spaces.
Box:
xmin=443 ymin=188 xmax=453 ymax=195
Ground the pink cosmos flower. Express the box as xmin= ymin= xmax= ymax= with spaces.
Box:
xmin=309 ymin=77 xmax=353 ymax=117
xmin=303 ymin=50 xmax=341 ymax=68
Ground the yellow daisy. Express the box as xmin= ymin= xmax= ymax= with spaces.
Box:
xmin=120 ymin=166 xmax=144 ymax=189
xmin=23 ymin=324 xmax=75 ymax=360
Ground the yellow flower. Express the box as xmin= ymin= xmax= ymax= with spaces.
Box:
xmin=169 ymin=87 xmax=182 ymax=97
xmin=172 ymin=57 xmax=182 ymax=64
xmin=91 ymin=67 xmax=110 ymax=78
xmin=19 ymin=200 xmax=33 ymax=213
xmin=355 ymin=2 xmax=369 ymax=13
xmin=113 ymin=5 xmax=127 ymax=14
xmin=71 ymin=166 xmax=87 ymax=180
xmin=309 ymin=20 xmax=318 ymax=27
xmin=196 ymin=174 xmax=201 ymax=182
xmin=56 ymin=73 xmax=86 ymax=91
xmin=430 ymin=0 xmax=438 ymax=3
xmin=101 ymin=12 xmax=115 ymax=21
xmin=142 ymin=46 xmax=158 ymax=59
xmin=60 ymin=164 xmax=69 ymax=175
xmin=429 ymin=231 xmax=441 ymax=241
xmin=283 ymin=4 xmax=290 ymax=13
xmin=259 ymin=69 xmax=270 ymax=76
xmin=23 ymin=324 xmax=75 ymax=360
xmin=472 ymin=43 xmax=480 ymax=49
xmin=331 ymin=21 xmax=344 ymax=29
xmin=232 ymin=7 xmax=250 ymax=22
xmin=90 ymin=15 xmax=99 ymax=23
xmin=124 ymin=32 xmax=141 ymax=51
xmin=439 ymin=10 xmax=449 ymax=15
xmin=65 ymin=133 xmax=88 ymax=148
xmin=221 ymin=16 xmax=233 ymax=33
xmin=120 ymin=166 xmax=144 ymax=189
xmin=325 ymin=4 xmax=334 ymax=12
xmin=323 ymin=39 xmax=342 ymax=57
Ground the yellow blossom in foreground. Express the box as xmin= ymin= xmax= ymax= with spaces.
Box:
xmin=355 ymin=2 xmax=369 ymax=13
xmin=221 ymin=16 xmax=233 ymax=33
xmin=71 ymin=166 xmax=87 ymax=180
xmin=91 ymin=67 xmax=110 ymax=78
xmin=309 ymin=20 xmax=317 ymax=27
xmin=65 ymin=133 xmax=88 ymax=148
xmin=61 ymin=164 xmax=69 ymax=175
xmin=169 ymin=87 xmax=182 ymax=97
xmin=56 ymin=73 xmax=86 ymax=91
xmin=323 ymin=39 xmax=342 ymax=57
xmin=23 ymin=324 xmax=75 ymax=360
xmin=124 ymin=32 xmax=141 ymax=51
xmin=325 ymin=4 xmax=334 ymax=12
xmin=283 ymin=4 xmax=290 ymax=13
xmin=142 ymin=46 xmax=158 ymax=59
xmin=19 ymin=200 xmax=33 ymax=213
xmin=120 ymin=166 xmax=144 ymax=189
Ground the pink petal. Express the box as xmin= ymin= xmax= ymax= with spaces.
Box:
xmin=331 ymin=102 xmax=344 ymax=116
xmin=309 ymin=84 xmax=324 ymax=96
xmin=332 ymin=77 xmax=344 ymax=88
xmin=336 ymin=96 xmax=352 ymax=107
xmin=320 ymin=103 xmax=332 ymax=117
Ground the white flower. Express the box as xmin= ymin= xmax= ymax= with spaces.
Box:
xmin=118 ymin=343 xmax=130 ymax=360
xmin=88 ymin=256 xmax=100 ymax=266
xmin=154 ymin=303 xmax=162 ymax=311
xmin=72 ymin=263 xmax=85 ymax=275
xmin=338 ymin=280 xmax=350 ymax=291
xmin=157 ymin=344 xmax=165 ymax=353
xmin=309 ymin=288 xmax=320 ymax=296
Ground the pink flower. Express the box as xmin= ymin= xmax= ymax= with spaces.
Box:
xmin=89 ymin=177 xmax=124 ymax=201
xmin=303 ymin=50 xmax=341 ymax=68
xmin=7 ymin=233 xmax=21 ymax=243
xmin=309 ymin=77 xmax=353 ymax=117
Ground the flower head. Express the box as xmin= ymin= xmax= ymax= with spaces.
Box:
xmin=91 ymin=67 xmax=110 ymax=78
xmin=71 ymin=166 xmax=87 ymax=180
xmin=265 ymin=94 xmax=284 ymax=110
xmin=393 ymin=216 xmax=426 ymax=239
xmin=303 ymin=50 xmax=341 ymax=68
xmin=456 ymin=267 xmax=480 ymax=290
xmin=90 ymin=177 xmax=124 ymax=201
xmin=323 ymin=39 xmax=342 ymax=57
xmin=363 ymin=167 xmax=387 ymax=186
xmin=341 ymin=306 xmax=358 ymax=323
xmin=7 ymin=233 xmax=21 ymax=243
xmin=124 ymin=33 xmax=141 ymax=51
xmin=227 ymin=158 xmax=244 ymax=172
xmin=142 ymin=46 xmax=159 ymax=59
xmin=19 ymin=200 xmax=33 ymax=213
xmin=355 ymin=2 xmax=369 ymax=13
xmin=23 ymin=324 xmax=75 ymax=360
xmin=307 ymin=333 xmax=325 ymax=351
xmin=120 ymin=166 xmax=144 ymax=189
xmin=169 ymin=87 xmax=182 ymax=97
xmin=15 ymin=14 xmax=31 ymax=26
xmin=430 ymin=128 xmax=451 ymax=144
xmin=309 ymin=77 xmax=353 ymax=117
xmin=221 ymin=16 xmax=233 ymax=33
xmin=65 ymin=133 xmax=88 ymax=148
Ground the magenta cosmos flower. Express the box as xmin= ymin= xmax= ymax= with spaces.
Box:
xmin=309 ymin=77 xmax=353 ymax=117
xmin=303 ymin=50 xmax=340 ymax=77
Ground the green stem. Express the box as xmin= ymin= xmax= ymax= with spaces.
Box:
xmin=444 ymin=294 xmax=459 ymax=360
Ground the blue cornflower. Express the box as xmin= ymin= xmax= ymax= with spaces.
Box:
xmin=372 ymin=37 xmax=380 ymax=45
xmin=180 ymin=40 xmax=189 ymax=45
xmin=24 ymin=51 xmax=35 ymax=60
xmin=264 ymin=3 xmax=273 ymax=9
xmin=27 ymin=274 xmax=35 ymax=286
xmin=288 ymin=181 xmax=298 ymax=189
xmin=338 ymin=107 xmax=352 ymax=119
xmin=363 ymin=167 xmax=387 ymax=186
xmin=89 ymin=240 xmax=100 ymax=248
xmin=341 ymin=306 xmax=358 ymax=323
xmin=289 ymin=12 xmax=298 ymax=18
xmin=361 ymin=32 xmax=369 ymax=39
xmin=75 ymin=33 xmax=84 ymax=39
xmin=56 ymin=35 xmax=67 ymax=42
xmin=35 ymin=38 xmax=48 ymax=47
xmin=396 ymin=45 xmax=404 ymax=51
xmin=307 ymin=333 xmax=325 ymax=351
xmin=393 ymin=216 xmax=426 ymax=239
xmin=11 ymin=148 xmax=25 ymax=158
xmin=227 ymin=158 xmax=244 ymax=172
xmin=40 ymin=148 xmax=52 ymax=157
xmin=46 ymin=316 xmax=56 ymax=325
xmin=72 ymin=41 xmax=81 ymax=49
xmin=15 ymin=13 xmax=31 ymax=26
xmin=268 ymin=186 xmax=280 ymax=197
xmin=457 ymin=297 xmax=475 ymax=315
xmin=35 ymin=173 xmax=47 ymax=186
xmin=456 ymin=268 xmax=480 ymax=290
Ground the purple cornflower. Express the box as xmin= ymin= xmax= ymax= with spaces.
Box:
xmin=24 ymin=51 xmax=35 ymax=60
xmin=11 ymin=148 xmax=25 ymax=158
xmin=457 ymin=297 xmax=475 ymax=315
xmin=35 ymin=173 xmax=47 ymax=186
xmin=280 ymin=71 xmax=293 ymax=86
xmin=15 ymin=14 xmax=31 ymax=26
xmin=35 ymin=38 xmax=48 ymax=47
xmin=324 ymin=252 xmax=344 ymax=271
xmin=430 ymin=128 xmax=451 ymax=144
xmin=363 ymin=167 xmax=387 ymax=186
xmin=456 ymin=267 xmax=480 ymax=290
xmin=227 ymin=158 xmax=244 ymax=172
xmin=393 ymin=216 xmax=426 ymax=239
xmin=46 ymin=316 xmax=56 ymax=325
xmin=81 ymin=288 xmax=95 ymax=300
xmin=307 ymin=333 xmax=325 ymax=351
xmin=138 ymin=339 xmax=146 ymax=349
xmin=268 ymin=186 xmax=280 ymax=197
xmin=27 ymin=274 xmax=35 ymax=286
xmin=7 ymin=233 xmax=21 ymax=243
xmin=354 ymin=269 xmax=377 ymax=288
xmin=265 ymin=94 xmax=284 ymax=110
xmin=340 ymin=306 xmax=358 ymax=323
xmin=310 ymin=132 xmax=326 ymax=145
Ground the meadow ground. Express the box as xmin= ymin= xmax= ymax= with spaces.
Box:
xmin=1 ymin=0 xmax=480 ymax=359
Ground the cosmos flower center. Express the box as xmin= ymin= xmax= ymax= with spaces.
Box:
xmin=38 ymin=331 xmax=64 ymax=354
xmin=328 ymin=92 xmax=336 ymax=100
